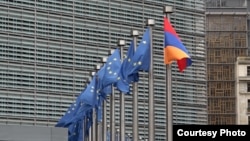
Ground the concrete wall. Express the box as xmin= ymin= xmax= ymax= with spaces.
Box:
xmin=0 ymin=125 xmax=67 ymax=141
xmin=236 ymin=57 xmax=250 ymax=124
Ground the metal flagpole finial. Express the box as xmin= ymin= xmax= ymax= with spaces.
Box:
xmin=91 ymin=71 xmax=95 ymax=76
xmin=146 ymin=19 xmax=155 ymax=26
xmin=101 ymin=57 xmax=107 ymax=63
xmin=131 ymin=29 xmax=139 ymax=37
xmin=118 ymin=39 xmax=126 ymax=46
xmin=163 ymin=5 xmax=174 ymax=14
xmin=88 ymin=76 xmax=92 ymax=82
xmin=110 ymin=49 xmax=115 ymax=54
xmin=95 ymin=65 xmax=101 ymax=70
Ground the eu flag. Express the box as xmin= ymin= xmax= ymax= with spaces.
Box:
xmin=97 ymin=48 xmax=122 ymax=90
xmin=115 ymin=40 xmax=139 ymax=93
xmin=55 ymin=91 xmax=85 ymax=128
xmin=125 ymin=28 xmax=151 ymax=77
xmin=55 ymin=96 xmax=92 ymax=141
xmin=94 ymin=48 xmax=121 ymax=121
xmin=164 ymin=17 xmax=192 ymax=72
xmin=69 ymin=103 xmax=93 ymax=139
xmin=121 ymin=40 xmax=139 ymax=83
xmin=80 ymin=47 xmax=121 ymax=107
xmin=55 ymin=101 xmax=77 ymax=127
xmin=68 ymin=119 xmax=84 ymax=141
xmin=79 ymin=76 xmax=99 ymax=107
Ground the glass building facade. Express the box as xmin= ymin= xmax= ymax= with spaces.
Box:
xmin=0 ymin=0 xmax=206 ymax=140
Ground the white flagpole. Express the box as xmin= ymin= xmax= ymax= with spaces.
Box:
xmin=92 ymin=107 xmax=96 ymax=141
xmin=110 ymin=83 xmax=116 ymax=141
xmin=90 ymin=71 xmax=97 ymax=141
xmin=110 ymin=49 xmax=116 ymax=141
xmin=101 ymin=57 xmax=108 ymax=141
xmin=131 ymin=29 xmax=139 ymax=141
xmin=87 ymin=75 xmax=92 ymax=141
xmin=84 ymin=79 xmax=90 ymax=141
xmin=164 ymin=5 xmax=174 ymax=141
xmin=147 ymin=19 xmax=155 ymax=141
xmin=95 ymin=65 xmax=102 ymax=141
xmin=118 ymin=39 xmax=126 ymax=141
xmin=102 ymin=99 xmax=107 ymax=141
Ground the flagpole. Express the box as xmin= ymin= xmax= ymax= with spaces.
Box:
xmin=102 ymin=99 xmax=106 ymax=141
xmin=101 ymin=57 xmax=108 ymax=141
xmin=95 ymin=65 xmax=102 ymax=141
xmin=92 ymin=107 xmax=96 ymax=141
xmin=110 ymin=83 xmax=116 ymax=141
xmin=84 ymin=79 xmax=90 ymax=141
xmin=131 ymin=29 xmax=139 ymax=141
xmin=164 ymin=5 xmax=174 ymax=141
xmin=84 ymin=117 xmax=87 ymax=141
xmin=118 ymin=39 xmax=126 ymax=141
xmin=147 ymin=19 xmax=155 ymax=141
xmin=90 ymin=71 xmax=97 ymax=141
xmin=110 ymin=49 xmax=116 ymax=141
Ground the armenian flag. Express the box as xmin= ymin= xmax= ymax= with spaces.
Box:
xmin=164 ymin=17 xmax=192 ymax=72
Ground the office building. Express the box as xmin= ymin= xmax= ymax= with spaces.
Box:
xmin=0 ymin=1 xmax=206 ymax=140
xmin=235 ymin=57 xmax=250 ymax=125
xmin=206 ymin=0 xmax=248 ymax=124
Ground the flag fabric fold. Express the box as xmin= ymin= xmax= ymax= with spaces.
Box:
xmin=97 ymin=48 xmax=122 ymax=89
xmin=115 ymin=28 xmax=151 ymax=94
xmin=55 ymin=90 xmax=85 ymax=128
xmin=94 ymin=48 xmax=121 ymax=122
xmin=56 ymin=30 xmax=153 ymax=140
xmin=80 ymin=48 xmax=121 ymax=106
xmin=126 ymin=28 xmax=151 ymax=75
xmin=115 ymin=40 xmax=139 ymax=94
xmin=164 ymin=17 xmax=192 ymax=72
xmin=79 ymin=76 xmax=99 ymax=107
xmin=55 ymin=93 xmax=92 ymax=141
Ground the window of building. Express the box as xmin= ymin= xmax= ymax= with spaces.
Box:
xmin=247 ymin=66 xmax=250 ymax=76
xmin=248 ymin=100 xmax=250 ymax=117
xmin=248 ymin=99 xmax=250 ymax=108
xmin=247 ymin=83 xmax=250 ymax=92
xmin=248 ymin=116 xmax=250 ymax=125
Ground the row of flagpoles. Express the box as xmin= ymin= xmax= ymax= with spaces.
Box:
xmin=55 ymin=6 xmax=192 ymax=141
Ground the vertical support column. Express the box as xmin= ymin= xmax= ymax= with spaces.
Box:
xmin=95 ymin=65 xmax=102 ymax=141
xmin=131 ymin=29 xmax=139 ymax=141
xmin=147 ymin=19 xmax=155 ymax=141
xmin=90 ymin=71 xmax=96 ymax=141
xmin=164 ymin=5 xmax=174 ymax=141
xmin=110 ymin=49 xmax=116 ymax=141
xmin=118 ymin=39 xmax=126 ymax=141
xmin=101 ymin=57 xmax=108 ymax=141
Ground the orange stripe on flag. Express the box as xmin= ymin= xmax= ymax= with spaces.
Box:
xmin=164 ymin=46 xmax=190 ymax=64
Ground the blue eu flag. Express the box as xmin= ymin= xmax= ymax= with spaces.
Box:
xmin=97 ymin=48 xmax=121 ymax=90
xmin=68 ymin=119 xmax=84 ymax=141
xmin=94 ymin=48 xmax=121 ymax=122
xmin=127 ymin=28 xmax=151 ymax=74
xmin=55 ymin=102 xmax=76 ymax=127
xmin=115 ymin=40 xmax=140 ymax=94
xmin=55 ymin=90 xmax=85 ymax=128
xmin=79 ymin=75 xmax=100 ymax=107
xmin=68 ymin=103 xmax=93 ymax=140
